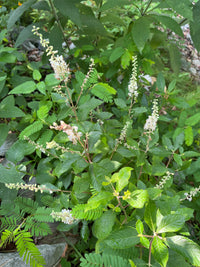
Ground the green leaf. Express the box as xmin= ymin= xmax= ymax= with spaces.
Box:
xmin=6 ymin=140 xmax=35 ymax=163
xmin=93 ymin=210 xmax=116 ymax=240
xmin=156 ymin=73 xmax=165 ymax=92
xmin=109 ymin=47 xmax=124 ymax=63
xmin=0 ymin=164 xmax=24 ymax=184
xmin=153 ymin=14 xmax=183 ymax=36
xmin=168 ymin=79 xmax=177 ymax=92
xmin=9 ymin=81 xmax=37 ymax=94
xmin=132 ymin=16 xmax=151 ymax=52
xmin=37 ymin=81 xmax=46 ymax=94
xmin=114 ymin=98 xmax=127 ymax=109
xmin=174 ymin=154 xmax=183 ymax=166
xmin=152 ymin=237 xmax=168 ymax=267
xmin=144 ymin=201 xmax=157 ymax=232
xmin=100 ymin=0 xmax=132 ymax=11
xmin=182 ymin=151 xmax=200 ymax=158
xmin=162 ymin=136 xmax=174 ymax=151
xmin=190 ymin=0 xmax=200 ymax=51
xmin=126 ymin=190 xmax=148 ymax=209
xmin=19 ymin=121 xmax=43 ymax=139
xmin=91 ymin=83 xmax=116 ymax=103
xmin=175 ymin=207 xmax=194 ymax=221
xmin=165 ymin=0 xmax=193 ymax=20
xmin=7 ymin=0 xmax=37 ymax=30
xmin=156 ymin=214 xmax=185 ymax=233
xmin=0 ymin=96 xmax=25 ymax=118
xmin=15 ymin=25 xmax=35 ymax=47
xmin=87 ymin=191 xmax=114 ymax=210
xmin=33 ymin=69 xmax=42 ymax=81
xmin=121 ymin=50 xmax=132 ymax=69
xmin=0 ymin=74 xmax=6 ymax=94
xmin=81 ymin=221 xmax=89 ymax=242
xmin=185 ymin=113 xmax=200 ymax=126
xmin=136 ymin=219 xmax=144 ymax=234
xmin=54 ymin=153 xmax=81 ymax=177
xmin=104 ymin=227 xmax=140 ymax=249
xmin=166 ymin=235 xmax=200 ymax=266
xmin=0 ymin=53 xmax=16 ymax=63
xmin=37 ymin=105 xmax=50 ymax=120
xmin=184 ymin=126 xmax=193 ymax=146
xmin=54 ymin=0 xmax=82 ymax=26
xmin=169 ymin=43 xmax=181 ymax=74
xmin=0 ymin=124 xmax=9 ymax=147
xmin=111 ymin=167 xmax=133 ymax=192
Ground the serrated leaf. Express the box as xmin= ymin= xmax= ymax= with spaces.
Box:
xmin=182 ymin=151 xmax=200 ymax=158
xmin=190 ymin=1 xmax=200 ymax=51
xmin=93 ymin=210 xmax=116 ymax=240
xmin=37 ymin=105 xmax=49 ymax=120
xmin=165 ymin=0 xmax=193 ymax=20
xmin=152 ymin=236 xmax=168 ymax=267
xmin=162 ymin=136 xmax=174 ymax=151
xmin=9 ymin=81 xmax=37 ymax=94
xmin=0 ymin=164 xmax=24 ymax=184
xmin=0 ymin=96 xmax=25 ymax=118
xmin=166 ymin=235 xmax=200 ymax=266
xmin=0 ymin=124 xmax=9 ymax=147
xmin=132 ymin=16 xmax=151 ymax=52
xmin=184 ymin=126 xmax=193 ymax=146
xmin=153 ymin=14 xmax=183 ymax=36
xmin=114 ymin=98 xmax=127 ymax=109
xmin=7 ymin=0 xmax=37 ymax=30
xmin=104 ymin=227 xmax=140 ymax=249
xmin=37 ymin=81 xmax=46 ymax=94
xmin=111 ymin=167 xmax=133 ymax=192
xmin=91 ymin=83 xmax=116 ymax=103
xmin=185 ymin=113 xmax=200 ymax=126
xmin=6 ymin=140 xmax=35 ymax=163
xmin=156 ymin=214 xmax=185 ymax=233
xmin=54 ymin=0 xmax=82 ymax=26
xmin=144 ymin=201 xmax=157 ymax=232
xmin=109 ymin=47 xmax=124 ymax=63
xmin=126 ymin=190 xmax=148 ymax=209
xmin=19 ymin=121 xmax=43 ymax=139
xmin=121 ymin=49 xmax=132 ymax=69
xmin=136 ymin=219 xmax=144 ymax=234
xmin=33 ymin=69 xmax=42 ymax=81
xmin=174 ymin=154 xmax=183 ymax=166
xmin=156 ymin=72 xmax=165 ymax=92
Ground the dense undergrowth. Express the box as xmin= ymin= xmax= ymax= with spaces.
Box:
xmin=1 ymin=1 xmax=200 ymax=266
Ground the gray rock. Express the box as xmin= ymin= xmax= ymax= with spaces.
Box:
xmin=189 ymin=67 xmax=197 ymax=75
xmin=0 ymin=243 xmax=66 ymax=267
xmin=192 ymin=59 xmax=200 ymax=68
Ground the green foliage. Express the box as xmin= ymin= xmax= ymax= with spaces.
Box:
xmin=14 ymin=230 xmax=46 ymax=267
xmin=1 ymin=1 xmax=200 ymax=266
xmin=80 ymin=252 xmax=130 ymax=267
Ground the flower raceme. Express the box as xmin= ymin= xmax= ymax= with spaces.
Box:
xmin=51 ymin=209 xmax=76 ymax=224
xmin=32 ymin=26 xmax=70 ymax=83
xmin=50 ymin=121 xmax=82 ymax=145
xmin=49 ymin=55 xmax=70 ymax=83
xmin=144 ymin=99 xmax=159 ymax=133
xmin=128 ymin=56 xmax=138 ymax=100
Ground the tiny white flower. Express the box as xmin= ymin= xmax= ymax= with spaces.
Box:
xmin=144 ymin=99 xmax=159 ymax=133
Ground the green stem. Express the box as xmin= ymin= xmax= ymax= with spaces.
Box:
xmin=48 ymin=0 xmax=70 ymax=51
xmin=148 ymin=237 xmax=154 ymax=267
xmin=142 ymin=0 xmax=153 ymax=16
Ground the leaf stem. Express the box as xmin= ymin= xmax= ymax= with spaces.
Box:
xmin=142 ymin=0 xmax=153 ymax=16
xmin=48 ymin=0 xmax=70 ymax=51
